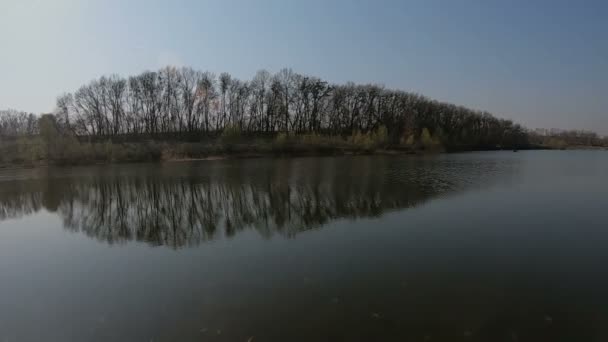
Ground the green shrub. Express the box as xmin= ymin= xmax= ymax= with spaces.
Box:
xmin=347 ymin=126 xmax=388 ymax=151
xmin=275 ymin=132 xmax=289 ymax=146
xmin=420 ymin=128 xmax=433 ymax=148
xmin=545 ymin=137 xmax=568 ymax=149
xmin=17 ymin=137 xmax=45 ymax=163
xmin=371 ymin=126 xmax=388 ymax=147
xmin=347 ymin=131 xmax=372 ymax=150
xmin=418 ymin=127 xmax=443 ymax=151
xmin=221 ymin=124 xmax=242 ymax=144
xmin=402 ymin=134 xmax=415 ymax=146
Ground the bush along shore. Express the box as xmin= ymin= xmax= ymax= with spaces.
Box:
xmin=0 ymin=126 xmax=565 ymax=168
xmin=1 ymin=66 xmax=606 ymax=167
xmin=0 ymin=126 xmax=442 ymax=167
xmin=0 ymin=122 xmax=599 ymax=168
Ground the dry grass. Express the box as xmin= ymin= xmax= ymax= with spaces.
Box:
xmin=1 ymin=126 xmax=416 ymax=167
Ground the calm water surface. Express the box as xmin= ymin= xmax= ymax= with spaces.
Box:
xmin=1 ymin=151 xmax=607 ymax=341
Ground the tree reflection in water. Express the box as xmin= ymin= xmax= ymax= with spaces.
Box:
xmin=0 ymin=156 xmax=514 ymax=248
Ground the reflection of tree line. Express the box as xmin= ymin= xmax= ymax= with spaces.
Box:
xmin=0 ymin=157 xmax=510 ymax=247
xmin=0 ymin=181 xmax=45 ymax=220
xmin=56 ymin=177 xmax=434 ymax=248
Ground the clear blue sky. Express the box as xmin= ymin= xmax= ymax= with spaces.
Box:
xmin=1 ymin=0 xmax=606 ymax=133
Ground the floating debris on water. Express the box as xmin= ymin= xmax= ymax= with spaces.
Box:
xmin=247 ymin=337 xmax=254 ymax=342
xmin=545 ymin=315 xmax=553 ymax=324
xmin=199 ymin=328 xmax=208 ymax=333
xmin=371 ymin=313 xmax=381 ymax=319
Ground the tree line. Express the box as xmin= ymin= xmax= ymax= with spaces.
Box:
xmin=46 ymin=66 xmax=531 ymax=149
xmin=529 ymin=128 xmax=608 ymax=148
xmin=0 ymin=109 xmax=38 ymax=136
xmin=3 ymin=66 xmax=606 ymax=151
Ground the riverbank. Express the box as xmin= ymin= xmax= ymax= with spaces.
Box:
xmin=0 ymin=130 xmax=414 ymax=168
xmin=0 ymin=138 xmax=419 ymax=169
xmin=1 ymin=134 xmax=600 ymax=169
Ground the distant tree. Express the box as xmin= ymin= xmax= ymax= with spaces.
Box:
xmin=420 ymin=127 xmax=433 ymax=148
xmin=38 ymin=114 xmax=61 ymax=159
xmin=218 ymin=72 xmax=231 ymax=130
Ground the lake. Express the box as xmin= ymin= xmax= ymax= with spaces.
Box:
xmin=1 ymin=151 xmax=607 ymax=342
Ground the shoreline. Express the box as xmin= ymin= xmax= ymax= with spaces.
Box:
xmin=0 ymin=148 xmax=418 ymax=170
xmin=4 ymin=146 xmax=606 ymax=171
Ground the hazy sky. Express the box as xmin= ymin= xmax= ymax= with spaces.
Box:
xmin=1 ymin=0 xmax=606 ymax=133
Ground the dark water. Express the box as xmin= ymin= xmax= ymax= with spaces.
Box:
xmin=1 ymin=151 xmax=607 ymax=342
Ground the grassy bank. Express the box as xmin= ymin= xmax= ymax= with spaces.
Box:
xmin=2 ymin=128 xmax=591 ymax=168
xmin=0 ymin=128 xmax=443 ymax=167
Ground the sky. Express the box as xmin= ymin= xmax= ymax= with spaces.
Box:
xmin=1 ymin=0 xmax=607 ymax=134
